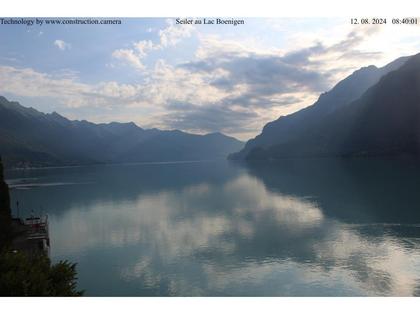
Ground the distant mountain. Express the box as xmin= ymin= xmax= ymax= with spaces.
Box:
xmin=229 ymin=55 xmax=415 ymax=160
xmin=0 ymin=97 xmax=243 ymax=168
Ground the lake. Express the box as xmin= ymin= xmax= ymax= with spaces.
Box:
xmin=5 ymin=159 xmax=420 ymax=296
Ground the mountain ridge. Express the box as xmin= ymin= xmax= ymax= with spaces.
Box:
xmin=229 ymin=55 xmax=414 ymax=160
xmin=0 ymin=97 xmax=243 ymax=168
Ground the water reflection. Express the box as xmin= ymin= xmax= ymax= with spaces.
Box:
xmin=6 ymin=160 xmax=420 ymax=296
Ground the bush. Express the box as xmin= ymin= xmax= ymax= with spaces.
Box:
xmin=0 ymin=250 xmax=83 ymax=296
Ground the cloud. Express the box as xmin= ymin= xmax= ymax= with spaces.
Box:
xmin=200 ymin=54 xmax=328 ymax=94
xmin=162 ymin=101 xmax=258 ymax=135
xmin=133 ymin=40 xmax=154 ymax=58
xmin=156 ymin=28 xmax=382 ymax=138
xmin=183 ymin=26 xmax=382 ymax=95
xmin=112 ymin=49 xmax=145 ymax=70
xmin=53 ymin=39 xmax=71 ymax=51
xmin=0 ymin=65 xmax=141 ymax=109
xmin=0 ymin=24 xmax=391 ymax=140
xmin=0 ymin=66 xmax=88 ymax=101
xmin=158 ymin=19 xmax=194 ymax=48
xmin=112 ymin=19 xmax=194 ymax=71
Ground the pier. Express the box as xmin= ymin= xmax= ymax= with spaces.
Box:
xmin=11 ymin=214 xmax=50 ymax=257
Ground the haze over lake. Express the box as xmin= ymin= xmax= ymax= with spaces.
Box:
xmin=5 ymin=159 xmax=420 ymax=296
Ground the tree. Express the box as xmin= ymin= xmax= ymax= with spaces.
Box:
xmin=0 ymin=156 xmax=83 ymax=296
xmin=0 ymin=251 xmax=83 ymax=296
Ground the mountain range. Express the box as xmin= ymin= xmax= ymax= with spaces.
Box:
xmin=0 ymin=96 xmax=243 ymax=168
xmin=3 ymin=53 xmax=420 ymax=167
xmin=230 ymin=53 xmax=420 ymax=160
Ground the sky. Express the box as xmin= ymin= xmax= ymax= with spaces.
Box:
xmin=0 ymin=17 xmax=420 ymax=140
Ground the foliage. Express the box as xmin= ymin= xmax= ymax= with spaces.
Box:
xmin=0 ymin=250 xmax=83 ymax=296
xmin=1 ymin=156 xmax=83 ymax=296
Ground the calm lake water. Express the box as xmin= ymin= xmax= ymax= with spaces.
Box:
xmin=5 ymin=159 xmax=420 ymax=296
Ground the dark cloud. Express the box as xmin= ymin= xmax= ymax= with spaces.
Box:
xmin=331 ymin=27 xmax=383 ymax=60
xmin=332 ymin=27 xmax=377 ymax=52
xmin=176 ymin=52 xmax=329 ymax=135
xmin=223 ymin=94 xmax=302 ymax=108
xmin=181 ymin=28 xmax=380 ymax=100
xmin=169 ymin=28 xmax=381 ymax=136
xmin=163 ymin=101 xmax=258 ymax=135
xmin=281 ymin=42 xmax=325 ymax=66
xmin=183 ymin=54 xmax=329 ymax=95
xmin=162 ymin=94 xmax=303 ymax=137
